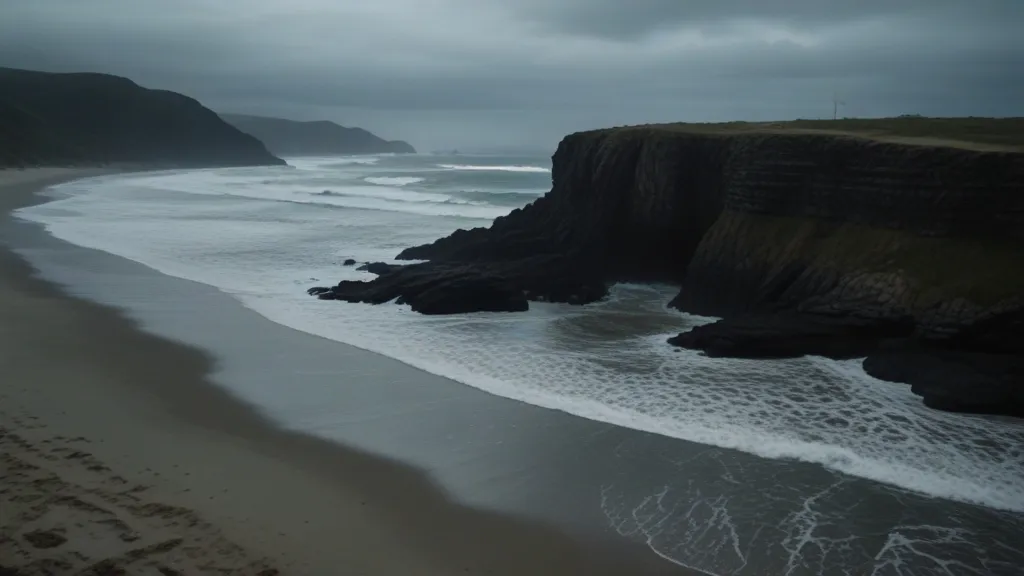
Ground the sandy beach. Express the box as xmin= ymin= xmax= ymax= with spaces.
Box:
xmin=0 ymin=168 xmax=685 ymax=575
xmin=4 ymin=168 xmax=1022 ymax=576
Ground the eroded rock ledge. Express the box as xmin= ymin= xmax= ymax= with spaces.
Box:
xmin=309 ymin=121 xmax=1024 ymax=418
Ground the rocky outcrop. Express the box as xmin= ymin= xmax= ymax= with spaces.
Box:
xmin=863 ymin=351 xmax=1024 ymax=416
xmin=309 ymin=262 xmax=528 ymax=315
xmin=308 ymin=121 xmax=1024 ymax=417
xmin=220 ymin=114 xmax=416 ymax=156
xmin=666 ymin=313 xmax=917 ymax=359
xmin=0 ymin=67 xmax=284 ymax=168
xmin=309 ymin=256 xmax=606 ymax=313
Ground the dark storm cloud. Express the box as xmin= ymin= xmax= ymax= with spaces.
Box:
xmin=1 ymin=0 xmax=1022 ymax=149
xmin=511 ymin=0 xmax=1024 ymax=40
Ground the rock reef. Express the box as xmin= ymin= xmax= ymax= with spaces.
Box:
xmin=308 ymin=119 xmax=1024 ymax=417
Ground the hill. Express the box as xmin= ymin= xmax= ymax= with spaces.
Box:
xmin=0 ymin=67 xmax=284 ymax=168
xmin=220 ymin=114 xmax=416 ymax=156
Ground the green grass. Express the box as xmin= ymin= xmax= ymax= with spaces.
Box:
xmin=590 ymin=116 xmax=1024 ymax=151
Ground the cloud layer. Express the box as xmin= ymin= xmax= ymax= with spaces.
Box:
xmin=2 ymin=0 xmax=1022 ymax=149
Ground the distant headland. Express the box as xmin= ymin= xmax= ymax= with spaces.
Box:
xmin=0 ymin=67 xmax=284 ymax=168
xmin=220 ymin=114 xmax=416 ymax=156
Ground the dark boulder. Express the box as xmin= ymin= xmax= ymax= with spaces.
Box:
xmin=343 ymin=258 xmax=357 ymax=266
xmin=316 ymin=262 xmax=529 ymax=314
xmin=356 ymin=262 xmax=403 ymax=276
xmin=863 ymin=351 xmax=1024 ymax=417
xmin=400 ymin=273 xmax=529 ymax=315
xmin=667 ymin=312 xmax=916 ymax=359
xmin=314 ymin=254 xmax=606 ymax=315
xmin=306 ymin=286 xmax=337 ymax=300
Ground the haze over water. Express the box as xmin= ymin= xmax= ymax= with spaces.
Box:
xmin=16 ymin=154 xmax=1024 ymax=574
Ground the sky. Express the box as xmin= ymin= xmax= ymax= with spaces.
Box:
xmin=2 ymin=0 xmax=1022 ymax=151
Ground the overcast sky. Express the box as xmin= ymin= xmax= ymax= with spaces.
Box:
xmin=2 ymin=1 xmax=1022 ymax=151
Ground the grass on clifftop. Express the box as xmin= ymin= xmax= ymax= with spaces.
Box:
xmin=603 ymin=116 xmax=1024 ymax=151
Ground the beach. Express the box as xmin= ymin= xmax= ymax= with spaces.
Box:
xmin=3 ymin=167 xmax=1022 ymax=576
xmin=0 ymin=168 xmax=685 ymax=575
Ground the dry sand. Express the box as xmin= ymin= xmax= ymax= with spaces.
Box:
xmin=0 ymin=168 xmax=684 ymax=575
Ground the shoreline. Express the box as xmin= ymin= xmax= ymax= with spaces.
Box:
xmin=1 ymin=169 xmax=688 ymax=575
xmin=5 ymin=167 xmax=1023 ymax=575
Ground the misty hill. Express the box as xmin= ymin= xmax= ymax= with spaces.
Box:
xmin=220 ymin=114 xmax=416 ymax=156
xmin=0 ymin=67 xmax=284 ymax=168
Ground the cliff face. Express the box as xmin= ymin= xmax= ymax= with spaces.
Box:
xmin=0 ymin=68 xmax=284 ymax=168
xmin=674 ymin=134 xmax=1024 ymax=329
xmin=220 ymin=114 xmax=416 ymax=156
xmin=404 ymin=127 xmax=1024 ymax=330
xmin=310 ymin=122 xmax=1024 ymax=416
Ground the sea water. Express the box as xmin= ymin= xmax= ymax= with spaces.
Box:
xmin=14 ymin=153 xmax=1024 ymax=572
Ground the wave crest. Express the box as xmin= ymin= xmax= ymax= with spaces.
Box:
xmin=364 ymin=176 xmax=424 ymax=186
xmin=438 ymin=164 xmax=550 ymax=173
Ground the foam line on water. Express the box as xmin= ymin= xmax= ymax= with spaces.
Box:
xmin=438 ymin=164 xmax=550 ymax=173
xmin=364 ymin=176 xmax=424 ymax=186
xmin=289 ymin=156 xmax=380 ymax=169
xmin=94 ymin=173 xmax=509 ymax=219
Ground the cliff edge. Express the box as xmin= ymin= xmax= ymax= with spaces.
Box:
xmin=309 ymin=118 xmax=1024 ymax=417
xmin=220 ymin=114 xmax=416 ymax=156
xmin=0 ymin=67 xmax=284 ymax=168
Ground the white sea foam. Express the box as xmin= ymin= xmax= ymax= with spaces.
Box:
xmin=290 ymin=156 xmax=380 ymax=168
xmin=312 ymin=187 xmax=450 ymax=204
xmin=15 ymin=166 xmax=1024 ymax=514
xmin=364 ymin=176 xmax=424 ymax=186
xmin=299 ymin=194 xmax=507 ymax=219
xmin=93 ymin=171 xmax=509 ymax=220
xmin=438 ymin=163 xmax=550 ymax=173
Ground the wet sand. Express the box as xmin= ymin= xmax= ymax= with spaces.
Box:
xmin=0 ymin=168 xmax=687 ymax=575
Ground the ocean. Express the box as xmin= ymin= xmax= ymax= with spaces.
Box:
xmin=15 ymin=153 xmax=1024 ymax=574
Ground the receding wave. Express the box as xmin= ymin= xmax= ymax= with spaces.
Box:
xmin=364 ymin=176 xmax=424 ymax=186
xmin=313 ymin=186 xmax=448 ymax=204
xmin=303 ymin=191 xmax=505 ymax=218
xmin=454 ymin=190 xmax=546 ymax=206
xmin=289 ymin=157 xmax=380 ymax=170
xmin=438 ymin=163 xmax=550 ymax=173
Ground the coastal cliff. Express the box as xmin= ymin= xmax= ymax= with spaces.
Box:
xmin=309 ymin=119 xmax=1024 ymax=416
xmin=0 ymin=67 xmax=284 ymax=168
xmin=220 ymin=114 xmax=416 ymax=156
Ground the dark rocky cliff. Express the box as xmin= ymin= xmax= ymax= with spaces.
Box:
xmin=220 ymin=114 xmax=416 ymax=156
xmin=0 ymin=67 xmax=284 ymax=168
xmin=309 ymin=120 xmax=1024 ymax=417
